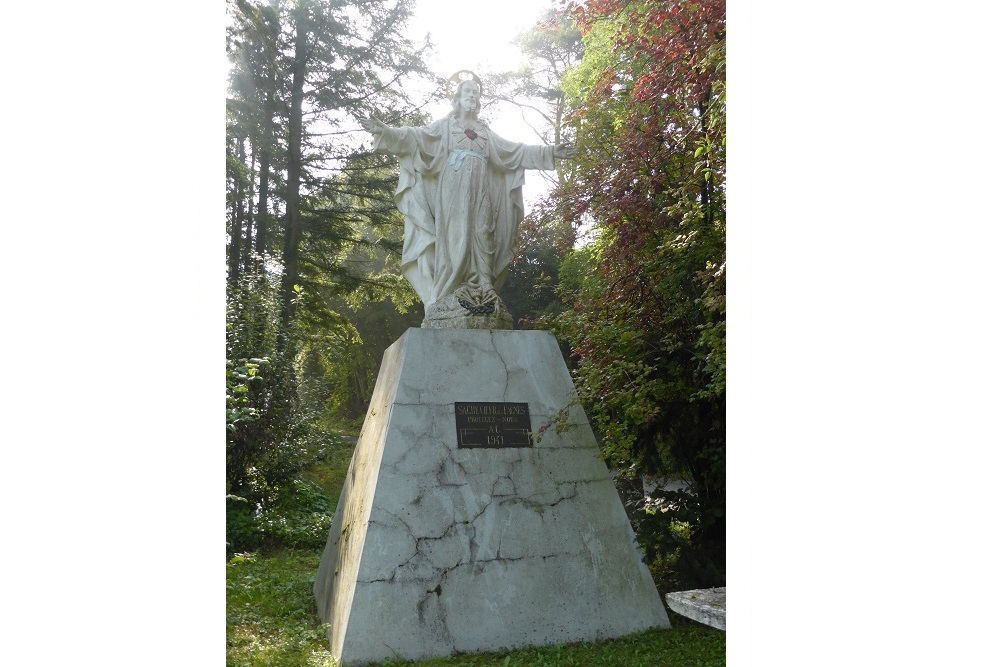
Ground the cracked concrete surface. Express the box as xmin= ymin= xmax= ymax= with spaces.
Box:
xmin=314 ymin=328 xmax=669 ymax=666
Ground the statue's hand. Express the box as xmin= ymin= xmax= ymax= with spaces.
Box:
xmin=359 ymin=116 xmax=388 ymax=134
xmin=554 ymin=142 xmax=578 ymax=160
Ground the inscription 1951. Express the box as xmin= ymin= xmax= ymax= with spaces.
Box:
xmin=454 ymin=402 xmax=533 ymax=448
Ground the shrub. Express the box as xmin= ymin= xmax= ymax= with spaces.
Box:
xmin=631 ymin=487 xmax=725 ymax=595
xmin=226 ymin=479 xmax=334 ymax=556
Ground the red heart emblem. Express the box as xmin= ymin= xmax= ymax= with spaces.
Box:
xmin=464 ymin=129 xmax=478 ymax=140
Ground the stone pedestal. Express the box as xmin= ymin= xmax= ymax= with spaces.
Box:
xmin=314 ymin=328 xmax=669 ymax=666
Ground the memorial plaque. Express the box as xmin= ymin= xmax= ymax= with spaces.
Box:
xmin=454 ymin=402 xmax=533 ymax=448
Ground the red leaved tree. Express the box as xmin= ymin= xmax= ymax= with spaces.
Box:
xmin=548 ymin=0 xmax=725 ymax=591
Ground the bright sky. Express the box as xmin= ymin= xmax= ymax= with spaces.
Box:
xmin=404 ymin=0 xmax=553 ymax=131
xmin=404 ymin=0 xmax=559 ymax=205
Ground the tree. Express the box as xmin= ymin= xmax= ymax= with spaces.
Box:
xmin=225 ymin=0 xmax=432 ymax=541
xmin=491 ymin=10 xmax=586 ymax=327
xmin=484 ymin=9 xmax=584 ymax=190
xmin=500 ymin=199 xmax=576 ymax=328
xmin=265 ymin=0 xmax=430 ymax=337
xmin=227 ymin=0 xmax=287 ymax=283
xmin=548 ymin=0 xmax=726 ymax=590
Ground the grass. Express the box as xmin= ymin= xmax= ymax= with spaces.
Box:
xmin=301 ymin=436 xmax=357 ymax=501
xmin=377 ymin=625 xmax=725 ymax=666
xmin=227 ymin=443 xmax=725 ymax=666
xmin=227 ymin=549 xmax=336 ymax=667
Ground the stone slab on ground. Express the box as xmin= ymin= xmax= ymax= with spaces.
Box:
xmin=665 ymin=587 xmax=726 ymax=631
xmin=314 ymin=328 xmax=669 ymax=666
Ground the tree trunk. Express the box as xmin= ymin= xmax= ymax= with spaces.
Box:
xmin=279 ymin=9 xmax=308 ymax=340
xmin=228 ymin=135 xmax=247 ymax=286
xmin=254 ymin=145 xmax=271 ymax=262
xmin=253 ymin=43 xmax=277 ymax=268
xmin=243 ymin=139 xmax=258 ymax=275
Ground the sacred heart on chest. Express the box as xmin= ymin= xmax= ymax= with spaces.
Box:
xmin=464 ymin=129 xmax=478 ymax=141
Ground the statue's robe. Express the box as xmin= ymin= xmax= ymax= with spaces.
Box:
xmin=374 ymin=116 xmax=554 ymax=306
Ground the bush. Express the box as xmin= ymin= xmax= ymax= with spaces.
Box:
xmin=257 ymin=479 xmax=335 ymax=549
xmin=227 ymin=495 xmax=260 ymax=555
xmin=226 ymin=480 xmax=334 ymax=557
xmin=631 ymin=487 xmax=725 ymax=595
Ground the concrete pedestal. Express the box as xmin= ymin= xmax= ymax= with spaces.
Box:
xmin=314 ymin=328 xmax=669 ymax=665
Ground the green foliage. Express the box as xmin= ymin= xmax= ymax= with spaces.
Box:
xmin=226 ymin=263 xmax=340 ymax=558
xmin=500 ymin=210 xmax=576 ymax=328
xmin=327 ymin=295 xmax=423 ymax=423
xmin=483 ymin=9 xmax=583 ymax=189
xmin=227 ymin=356 xmax=269 ymax=434
xmin=226 ymin=429 xmax=358 ymax=556
xmin=255 ymin=479 xmax=334 ymax=549
xmin=294 ymin=151 xmax=424 ymax=339
xmin=226 ymin=495 xmax=259 ymax=554
xmin=300 ymin=437 xmax=356 ymax=501
xmin=225 ymin=344 xmax=332 ymax=504
xmin=225 ymin=0 xmax=432 ymax=546
xmin=293 ymin=166 xmax=426 ymax=426
xmin=226 ymin=446 xmax=356 ymax=556
xmin=226 ymin=479 xmax=334 ymax=555
xmin=631 ymin=489 xmax=724 ymax=595
xmin=484 ymin=10 xmax=587 ymax=330
xmin=540 ymin=0 xmax=726 ymax=591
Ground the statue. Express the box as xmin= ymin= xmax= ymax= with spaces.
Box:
xmin=360 ymin=71 xmax=576 ymax=328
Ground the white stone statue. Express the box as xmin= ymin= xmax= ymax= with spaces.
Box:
xmin=360 ymin=72 xmax=576 ymax=328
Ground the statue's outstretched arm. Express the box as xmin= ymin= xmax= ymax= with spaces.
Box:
xmin=360 ymin=116 xmax=418 ymax=157
xmin=359 ymin=116 xmax=390 ymax=135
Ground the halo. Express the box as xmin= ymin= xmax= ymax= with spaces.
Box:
xmin=446 ymin=70 xmax=482 ymax=98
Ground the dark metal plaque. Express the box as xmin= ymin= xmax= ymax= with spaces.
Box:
xmin=455 ymin=402 xmax=533 ymax=448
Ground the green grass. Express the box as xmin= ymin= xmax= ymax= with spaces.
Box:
xmin=301 ymin=436 xmax=356 ymax=502
xmin=378 ymin=625 xmax=725 ymax=666
xmin=227 ymin=549 xmax=336 ymax=667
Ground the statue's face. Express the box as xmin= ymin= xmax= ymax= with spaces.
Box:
xmin=456 ymin=82 xmax=481 ymax=114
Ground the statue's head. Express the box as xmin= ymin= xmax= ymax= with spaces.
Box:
xmin=448 ymin=71 xmax=482 ymax=117
xmin=451 ymin=80 xmax=481 ymax=116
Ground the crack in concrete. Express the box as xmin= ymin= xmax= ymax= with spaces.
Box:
xmin=491 ymin=473 xmax=516 ymax=497
xmin=356 ymin=548 xmax=586 ymax=586
xmin=498 ymin=487 xmax=577 ymax=515
xmin=381 ymin=506 xmax=451 ymax=541
xmin=356 ymin=470 xmax=616 ymax=584
xmin=489 ymin=330 xmax=511 ymax=400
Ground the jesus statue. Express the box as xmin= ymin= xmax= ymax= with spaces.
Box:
xmin=360 ymin=72 xmax=576 ymax=328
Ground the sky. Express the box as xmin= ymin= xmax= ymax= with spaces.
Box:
xmin=402 ymin=0 xmax=559 ymax=204
xmin=406 ymin=0 xmax=545 ymax=70
xmin=404 ymin=0 xmax=553 ymax=130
